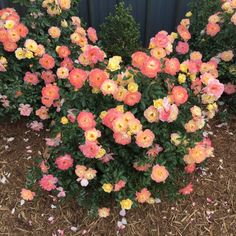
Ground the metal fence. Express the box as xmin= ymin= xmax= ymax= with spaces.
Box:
xmin=0 ymin=0 xmax=190 ymax=46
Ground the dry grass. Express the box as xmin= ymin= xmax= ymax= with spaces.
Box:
xmin=0 ymin=119 xmax=235 ymax=236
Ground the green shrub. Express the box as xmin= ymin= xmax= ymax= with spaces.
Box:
xmin=99 ymin=1 xmax=141 ymax=64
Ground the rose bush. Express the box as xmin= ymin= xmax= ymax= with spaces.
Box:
xmin=0 ymin=0 xmax=231 ymax=223
xmin=188 ymin=0 xmax=236 ymax=115
xmin=22 ymin=21 xmax=222 ymax=218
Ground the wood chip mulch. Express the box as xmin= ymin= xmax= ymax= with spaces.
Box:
xmin=0 ymin=119 xmax=235 ymax=236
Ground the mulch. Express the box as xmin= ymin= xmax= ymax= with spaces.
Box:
xmin=0 ymin=119 xmax=235 ymax=236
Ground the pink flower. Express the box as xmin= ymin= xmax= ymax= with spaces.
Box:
xmin=124 ymin=91 xmax=141 ymax=106
xmin=140 ymin=57 xmax=161 ymax=78
xmin=164 ymin=58 xmax=180 ymax=76
xmin=55 ymin=154 xmax=74 ymax=170
xmin=87 ymin=27 xmax=98 ymax=43
xmin=102 ymin=108 xmax=122 ymax=129
xmin=146 ymin=144 xmax=163 ymax=157
xmin=39 ymin=174 xmax=58 ymax=191
xmin=113 ymin=132 xmax=131 ymax=145
xmin=21 ymin=188 xmax=35 ymax=201
xmin=171 ymin=86 xmax=188 ymax=106
xmin=179 ymin=183 xmax=193 ymax=195
xmin=79 ymin=141 xmax=100 ymax=158
xmin=45 ymin=136 xmax=61 ymax=147
xmin=29 ymin=121 xmax=44 ymax=131
xmin=41 ymin=70 xmax=56 ymax=84
xmin=206 ymin=23 xmax=220 ymax=37
xmin=203 ymin=78 xmax=224 ymax=99
xmin=40 ymin=161 xmax=49 ymax=173
xmin=131 ymin=51 xmax=148 ymax=68
xmin=57 ymin=187 xmax=66 ymax=198
xmin=77 ymin=111 xmax=96 ymax=131
xmin=101 ymin=153 xmax=114 ymax=163
xmin=18 ymin=103 xmax=33 ymax=116
xmin=114 ymin=180 xmax=126 ymax=192
xmin=185 ymin=164 xmax=196 ymax=174
xmin=158 ymin=99 xmax=179 ymax=123
xmin=23 ymin=72 xmax=39 ymax=85
xmin=224 ymin=83 xmax=236 ymax=95
xmin=152 ymin=31 xmax=169 ymax=48
xmin=136 ymin=188 xmax=151 ymax=203
xmin=231 ymin=12 xmax=236 ymax=25
xmin=98 ymin=208 xmax=110 ymax=218
xmin=176 ymin=41 xmax=189 ymax=55
xmin=136 ymin=129 xmax=155 ymax=148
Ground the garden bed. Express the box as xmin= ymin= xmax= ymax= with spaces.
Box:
xmin=0 ymin=119 xmax=235 ymax=236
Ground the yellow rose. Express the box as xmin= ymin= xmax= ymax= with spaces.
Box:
xmin=189 ymin=73 xmax=196 ymax=81
xmin=147 ymin=197 xmax=155 ymax=204
xmin=171 ymin=133 xmax=181 ymax=146
xmin=116 ymin=105 xmax=124 ymax=113
xmin=120 ymin=199 xmax=133 ymax=210
xmin=15 ymin=48 xmax=25 ymax=60
xmin=92 ymin=88 xmax=100 ymax=94
xmin=185 ymin=11 xmax=192 ymax=17
xmin=25 ymin=50 xmax=34 ymax=59
xmin=61 ymin=116 xmax=69 ymax=125
xmin=4 ymin=20 xmax=15 ymax=29
xmin=102 ymin=183 xmax=113 ymax=193
xmin=180 ymin=63 xmax=188 ymax=73
xmin=107 ymin=56 xmax=122 ymax=72
xmin=99 ymin=111 xmax=107 ymax=119
xmin=170 ymin=32 xmax=178 ymax=40
xmin=25 ymin=39 xmax=38 ymax=53
xmin=178 ymin=73 xmax=186 ymax=84
xmin=128 ymin=82 xmax=139 ymax=92
xmin=153 ymin=99 xmax=163 ymax=108
xmin=61 ymin=19 xmax=68 ymax=28
xmin=96 ymin=148 xmax=106 ymax=159
xmin=0 ymin=56 xmax=7 ymax=65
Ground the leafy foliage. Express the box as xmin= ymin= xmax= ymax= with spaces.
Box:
xmin=99 ymin=1 xmax=141 ymax=64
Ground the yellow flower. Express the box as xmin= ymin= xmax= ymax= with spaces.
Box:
xmin=25 ymin=39 xmax=38 ymax=53
xmin=178 ymin=73 xmax=186 ymax=84
xmin=85 ymin=129 xmax=99 ymax=142
xmin=25 ymin=50 xmax=34 ymax=59
xmin=185 ymin=11 xmax=192 ymax=17
xmin=116 ymin=105 xmax=124 ymax=113
xmin=102 ymin=183 xmax=113 ymax=193
xmin=180 ymin=63 xmax=188 ymax=73
xmin=4 ymin=20 xmax=15 ymax=29
xmin=61 ymin=19 xmax=68 ymax=27
xmin=100 ymin=111 xmax=107 ymax=119
xmin=128 ymin=82 xmax=139 ymax=92
xmin=189 ymin=73 xmax=196 ymax=81
xmin=92 ymin=88 xmax=100 ymax=94
xmin=0 ymin=56 xmax=7 ymax=65
xmin=207 ymin=103 xmax=217 ymax=111
xmin=61 ymin=116 xmax=69 ymax=125
xmin=170 ymin=32 xmax=178 ymax=40
xmin=120 ymin=199 xmax=133 ymax=210
xmin=147 ymin=197 xmax=155 ymax=204
xmin=153 ymin=99 xmax=163 ymax=108
xmin=15 ymin=48 xmax=25 ymax=60
xmin=107 ymin=56 xmax=122 ymax=72
xmin=96 ymin=148 xmax=106 ymax=159
xmin=171 ymin=133 xmax=181 ymax=146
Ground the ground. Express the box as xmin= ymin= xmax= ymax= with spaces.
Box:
xmin=0 ymin=119 xmax=235 ymax=236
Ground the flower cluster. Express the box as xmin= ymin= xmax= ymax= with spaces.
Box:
xmin=0 ymin=8 xmax=28 ymax=52
xmin=188 ymin=0 xmax=236 ymax=114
